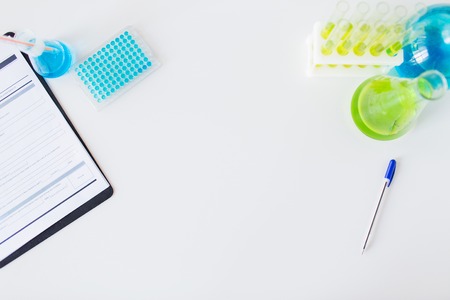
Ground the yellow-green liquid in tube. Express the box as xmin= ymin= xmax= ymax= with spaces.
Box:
xmin=386 ymin=41 xmax=402 ymax=56
xmin=321 ymin=22 xmax=335 ymax=39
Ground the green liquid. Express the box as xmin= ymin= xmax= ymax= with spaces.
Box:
xmin=340 ymin=23 xmax=353 ymax=41
xmin=337 ymin=24 xmax=370 ymax=56
xmin=353 ymin=42 xmax=367 ymax=56
xmin=386 ymin=41 xmax=402 ymax=57
xmin=321 ymin=40 xmax=334 ymax=55
xmin=337 ymin=40 xmax=351 ymax=55
xmin=357 ymin=24 xmax=371 ymax=43
xmin=370 ymin=43 xmax=384 ymax=56
xmin=351 ymin=77 xmax=421 ymax=140
xmin=321 ymin=22 xmax=335 ymax=39
xmin=359 ymin=23 xmax=371 ymax=35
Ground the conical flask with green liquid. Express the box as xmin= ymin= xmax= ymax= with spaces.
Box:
xmin=351 ymin=70 xmax=447 ymax=140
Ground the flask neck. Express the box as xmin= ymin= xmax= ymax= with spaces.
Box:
xmin=15 ymin=30 xmax=46 ymax=57
xmin=416 ymin=70 xmax=448 ymax=100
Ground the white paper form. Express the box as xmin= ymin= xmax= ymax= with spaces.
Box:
xmin=0 ymin=45 xmax=110 ymax=261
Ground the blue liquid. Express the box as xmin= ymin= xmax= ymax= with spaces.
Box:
xmin=393 ymin=4 xmax=450 ymax=87
xmin=75 ymin=30 xmax=154 ymax=103
xmin=32 ymin=40 xmax=73 ymax=78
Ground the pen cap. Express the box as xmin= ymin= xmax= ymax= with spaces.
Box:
xmin=384 ymin=159 xmax=396 ymax=186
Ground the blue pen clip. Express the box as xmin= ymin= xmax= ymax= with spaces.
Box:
xmin=384 ymin=159 xmax=396 ymax=187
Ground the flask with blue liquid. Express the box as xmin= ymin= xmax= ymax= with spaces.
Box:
xmin=15 ymin=30 xmax=73 ymax=78
xmin=392 ymin=4 xmax=450 ymax=87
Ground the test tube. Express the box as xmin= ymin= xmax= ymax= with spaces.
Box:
xmin=385 ymin=4 xmax=427 ymax=57
xmin=321 ymin=0 xmax=350 ymax=40
xmin=367 ymin=5 xmax=408 ymax=55
xmin=382 ymin=3 xmax=428 ymax=56
xmin=385 ymin=23 xmax=426 ymax=57
xmin=369 ymin=23 xmax=405 ymax=56
xmin=352 ymin=2 xmax=390 ymax=56
xmin=336 ymin=2 xmax=370 ymax=55
xmin=321 ymin=19 xmax=352 ymax=55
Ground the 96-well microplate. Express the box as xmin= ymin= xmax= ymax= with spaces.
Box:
xmin=74 ymin=27 xmax=161 ymax=110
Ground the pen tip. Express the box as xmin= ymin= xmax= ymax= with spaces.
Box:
xmin=361 ymin=248 xmax=365 ymax=255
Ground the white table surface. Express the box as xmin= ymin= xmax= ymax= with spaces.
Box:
xmin=1 ymin=0 xmax=450 ymax=299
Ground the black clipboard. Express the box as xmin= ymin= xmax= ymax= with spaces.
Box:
xmin=0 ymin=33 xmax=113 ymax=268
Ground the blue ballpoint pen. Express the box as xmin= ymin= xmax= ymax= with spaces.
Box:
xmin=362 ymin=159 xmax=396 ymax=254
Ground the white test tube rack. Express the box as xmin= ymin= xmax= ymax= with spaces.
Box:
xmin=306 ymin=1 xmax=410 ymax=77
xmin=306 ymin=21 xmax=404 ymax=77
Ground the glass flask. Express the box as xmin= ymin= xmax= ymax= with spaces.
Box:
xmin=351 ymin=70 xmax=447 ymax=140
xmin=392 ymin=4 xmax=450 ymax=87
xmin=16 ymin=30 xmax=73 ymax=78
